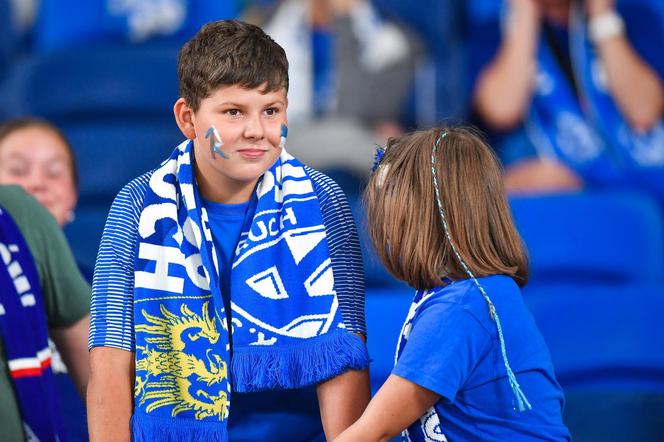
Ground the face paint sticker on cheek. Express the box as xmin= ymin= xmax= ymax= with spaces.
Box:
xmin=205 ymin=126 xmax=230 ymax=159
xmin=279 ymin=124 xmax=288 ymax=150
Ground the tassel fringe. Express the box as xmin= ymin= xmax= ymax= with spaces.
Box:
xmin=131 ymin=410 xmax=228 ymax=442
xmin=231 ymin=330 xmax=369 ymax=392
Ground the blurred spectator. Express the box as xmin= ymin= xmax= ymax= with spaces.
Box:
xmin=0 ymin=118 xmax=78 ymax=228
xmin=0 ymin=118 xmax=90 ymax=439
xmin=247 ymin=0 xmax=422 ymax=175
xmin=0 ymin=185 xmax=89 ymax=441
xmin=468 ymin=0 xmax=664 ymax=197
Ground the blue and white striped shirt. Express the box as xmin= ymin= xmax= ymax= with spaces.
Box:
xmin=89 ymin=167 xmax=366 ymax=350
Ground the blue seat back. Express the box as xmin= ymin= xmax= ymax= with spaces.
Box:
xmin=511 ymin=191 xmax=664 ymax=284
xmin=366 ymin=287 xmax=413 ymax=393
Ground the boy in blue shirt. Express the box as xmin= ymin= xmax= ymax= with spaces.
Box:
xmin=87 ymin=20 xmax=370 ymax=441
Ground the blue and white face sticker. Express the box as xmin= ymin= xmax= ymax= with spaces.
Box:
xmin=205 ymin=125 xmax=229 ymax=159
xmin=279 ymin=124 xmax=288 ymax=150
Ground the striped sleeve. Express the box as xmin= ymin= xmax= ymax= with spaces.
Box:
xmin=306 ymin=167 xmax=367 ymax=335
xmin=88 ymin=171 xmax=154 ymax=351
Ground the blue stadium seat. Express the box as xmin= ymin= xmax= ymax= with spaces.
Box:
xmin=365 ymin=287 xmax=413 ymax=393
xmin=525 ymin=283 xmax=664 ymax=442
xmin=524 ymin=283 xmax=664 ymax=391
xmin=512 ymin=191 xmax=664 ymax=441
xmin=510 ymin=191 xmax=664 ymax=284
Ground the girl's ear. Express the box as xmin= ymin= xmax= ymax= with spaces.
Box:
xmin=173 ymin=98 xmax=197 ymax=140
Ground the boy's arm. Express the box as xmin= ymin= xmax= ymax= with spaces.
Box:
xmin=333 ymin=374 xmax=440 ymax=442
xmin=87 ymin=347 xmax=135 ymax=442
xmin=317 ymin=341 xmax=371 ymax=440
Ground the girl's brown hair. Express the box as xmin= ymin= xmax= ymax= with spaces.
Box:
xmin=363 ymin=126 xmax=528 ymax=290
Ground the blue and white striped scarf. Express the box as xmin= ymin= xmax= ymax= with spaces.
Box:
xmin=131 ymin=140 xmax=368 ymax=441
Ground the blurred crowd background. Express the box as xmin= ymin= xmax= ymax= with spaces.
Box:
xmin=1 ymin=0 xmax=663 ymax=440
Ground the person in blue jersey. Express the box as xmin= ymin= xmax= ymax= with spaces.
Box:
xmin=87 ymin=19 xmax=370 ymax=441
xmin=336 ymin=127 xmax=570 ymax=442
xmin=469 ymin=0 xmax=664 ymax=199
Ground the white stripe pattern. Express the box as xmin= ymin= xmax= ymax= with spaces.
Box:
xmin=8 ymin=346 xmax=51 ymax=371
xmin=89 ymin=167 xmax=366 ymax=351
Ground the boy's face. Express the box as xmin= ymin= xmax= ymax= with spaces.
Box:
xmin=181 ymin=84 xmax=287 ymax=202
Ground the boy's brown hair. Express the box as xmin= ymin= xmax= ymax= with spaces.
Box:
xmin=178 ymin=20 xmax=289 ymax=111
xmin=364 ymin=127 xmax=528 ymax=290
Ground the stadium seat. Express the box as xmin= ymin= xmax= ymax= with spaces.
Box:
xmin=510 ymin=191 xmax=664 ymax=284
xmin=513 ymin=191 xmax=664 ymax=441
xmin=365 ymin=287 xmax=413 ymax=393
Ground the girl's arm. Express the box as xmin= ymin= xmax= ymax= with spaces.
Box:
xmin=473 ymin=0 xmax=541 ymax=130
xmin=587 ymin=0 xmax=664 ymax=130
xmin=334 ymin=374 xmax=440 ymax=442
xmin=87 ymin=347 xmax=135 ymax=442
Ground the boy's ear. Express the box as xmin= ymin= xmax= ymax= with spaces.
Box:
xmin=174 ymin=98 xmax=197 ymax=140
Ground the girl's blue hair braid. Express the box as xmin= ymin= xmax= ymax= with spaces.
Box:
xmin=431 ymin=131 xmax=532 ymax=412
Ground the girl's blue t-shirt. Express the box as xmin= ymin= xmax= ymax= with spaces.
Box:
xmin=394 ymin=275 xmax=571 ymax=441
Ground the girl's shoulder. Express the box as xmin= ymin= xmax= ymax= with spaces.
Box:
xmin=425 ymin=275 xmax=522 ymax=317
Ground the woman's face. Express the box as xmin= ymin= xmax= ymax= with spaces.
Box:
xmin=0 ymin=126 xmax=77 ymax=227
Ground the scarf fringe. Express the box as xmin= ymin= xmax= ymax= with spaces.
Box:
xmin=131 ymin=410 xmax=228 ymax=442
xmin=231 ymin=330 xmax=369 ymax=392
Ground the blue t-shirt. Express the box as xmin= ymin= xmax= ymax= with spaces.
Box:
xmin=394 ymin=275 xmax=570 ymax=441
xmin=203 ymin=196 xmax=256 ymax=315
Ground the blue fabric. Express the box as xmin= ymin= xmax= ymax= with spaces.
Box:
xmin=311 ymin=28 xmax=335 ymax=116
xmin=394 ymin=276 xmax=570 ymax=441
xmin=0 ymin=206 xmax=66 ymax=441
xmin=203 ymin=197 xmax=256 ymax=316
xmin=131 ymin=140 xmax=368 ymax=440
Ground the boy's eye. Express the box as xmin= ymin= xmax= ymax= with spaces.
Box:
xmin=224 ymin=109 xmax=241 ymax=117
xmin=265 ymin=107 xmax=279 ymax=116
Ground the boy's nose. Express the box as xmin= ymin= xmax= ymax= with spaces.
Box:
xmin=243 ymin=115 xmax=265 ymax=140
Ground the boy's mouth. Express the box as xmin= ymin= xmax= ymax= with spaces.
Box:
xmin=237 ymin=148 xmax=268 ymax=159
